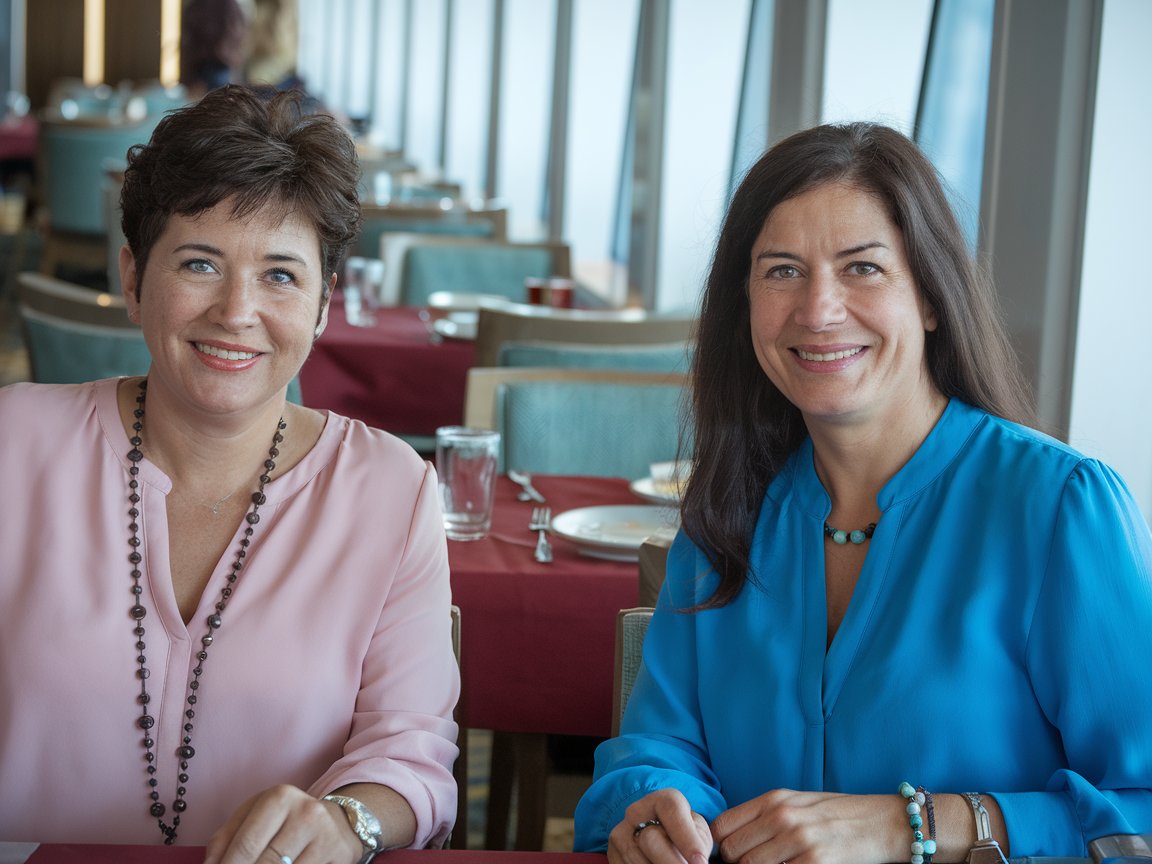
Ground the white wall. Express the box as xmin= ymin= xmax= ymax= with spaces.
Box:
xmin=1068 ymin=0 xmax=1152 ymax=521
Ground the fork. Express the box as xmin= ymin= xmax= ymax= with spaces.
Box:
xmin=529 ymin=506 xmax=553 ymax=563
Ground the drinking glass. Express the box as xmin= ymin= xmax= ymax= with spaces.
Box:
xmin=435 ymin=427 xmax=501 ymax=541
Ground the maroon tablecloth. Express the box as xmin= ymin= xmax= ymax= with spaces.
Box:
xmin=0 ymin=116 xmax=37 ymax=162
xmin=450 ymin=475 xmax=649 ymax=738
xmin=17 ymin=845 xmax=604 ymax=863
xmin=299 ymin=301 xmax=475 ymax=436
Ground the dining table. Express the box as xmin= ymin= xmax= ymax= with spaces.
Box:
xmin=0 ymin=114 xmax=37 ymax=164
xmin=448 ymin=473 xmax=674 ymax=851
xmin=449 ymin=474 xmax=668 ymax=739
xmin=0 ymin=844 xmax=606 ymax=864
xmin=299 ymin=300 xmax=475 ymax=440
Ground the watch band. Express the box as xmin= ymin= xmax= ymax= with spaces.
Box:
xmin=962 ymin=793 xmax=1007 ymax=864
xmin=963 ymin=792 xmax=993 ymax=842
xmin=323 ymin=794 xmax=383 ymax=864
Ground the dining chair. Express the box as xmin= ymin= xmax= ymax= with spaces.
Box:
xmin=397 ymin=239 xmax=571 ymax=308
xmin=463 ymin=367 xmax=690 ymax=478
xmin=638 ymin=534 xmax=672 ymax=607
xmin=612 ymin=607 xmax=655 ymax=737
xmin=473 ymin=302 xmax=696 ymax=368
xmin=16 ymin=271 xmax=150 ymax=383
xmin=498 ymin=340 xmax=691 ymax=374
xmin=448 ymin=604 xmax=468 ymax=850
xmin=36 ymin=115 xmax=159 ymax=279
xmin=355 ymin=203 xmax=508 ymax=260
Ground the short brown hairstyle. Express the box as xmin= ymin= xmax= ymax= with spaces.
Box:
xmin=120 ymin=85 xmax=361 ymax=298
xmin=684 ymin=122 xmax=1034 ymax=608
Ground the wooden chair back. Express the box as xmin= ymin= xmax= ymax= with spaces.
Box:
xmin=473 ymin=302 xmax=695 ymax=367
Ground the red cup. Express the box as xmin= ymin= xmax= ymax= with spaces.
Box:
xmin=548 ymin=278 xmax=575 ymax=308
xmin=525 ymin=277 xmax=548 ymax=305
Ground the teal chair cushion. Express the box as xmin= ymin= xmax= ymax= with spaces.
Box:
xmin=21 ymin=313 xmax=152 ymax=383
xmin=42 ymin=120 xmax=161 ymax=234
xmin=497 ymin=380 xmax=686 ymax=478
xmin=401 ymin=245 xmax=556 ymax=307
xmin=498 ymin=341 xmax=691 ymax=373
xmin=355 ymin=217 xmax=495 ymax=258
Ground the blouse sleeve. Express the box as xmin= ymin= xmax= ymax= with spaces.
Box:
xmin=994 ymin=459 xmax=1152 ymax=855
xmin=308 ymin=462 xmax=460 ymax=849
xmin=573 ymin=532 xmax=728 ymax=852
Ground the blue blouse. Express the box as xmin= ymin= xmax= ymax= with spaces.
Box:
xmin=573 ymin=400 xmax=1152 ymax=856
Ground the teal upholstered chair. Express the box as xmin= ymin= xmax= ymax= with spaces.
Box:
xmin=398 ymin=240 xmax=570 ymax=308
xmin=17 ymin=272 xmax=150 ymax=383
xmin=463 ymin=367 xmax=689 ymax=477
xmin=498 ymin=340 xmax=691 ymax=373
xmin=354 ymin=203 xmax=507 ymax=260
xmin=474 ymin=302 xmax=696 ymax=367
xmin=37 ymin=116 xmax=161 ymax=278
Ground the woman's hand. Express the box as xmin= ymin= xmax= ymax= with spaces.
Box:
xmin=608 ymin=788 xmax=713 ymax=864
xmin=203 ymin=784 xmax=362 ymax=864
xmin=710 ymin=789 xmax=903 ymax=864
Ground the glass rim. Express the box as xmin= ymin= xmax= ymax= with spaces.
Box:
xmin=435 ymin=425 xmax=500 ymax=439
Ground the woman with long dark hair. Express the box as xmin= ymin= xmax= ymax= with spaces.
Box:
xmin=574 ymin=123 xmax=1152 ymax=864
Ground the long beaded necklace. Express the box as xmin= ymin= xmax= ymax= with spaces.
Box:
xmin=125 ymin=378 xmax=286 ymax=844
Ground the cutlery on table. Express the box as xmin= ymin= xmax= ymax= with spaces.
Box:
xmin=508 ymin=469 xmax=546 ymax=503
xmin=417 ymin=309 xmax=443 ymax=344
xmin=529 ymin=506 xmax=553 ymax=563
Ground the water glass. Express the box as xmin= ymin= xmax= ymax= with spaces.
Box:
xmin=343 ymin=257 xmax=385 ymax=326
xmin=435 ymin=427 xmax=501 ymax=541
xmin=343 ymin=256 xmax=367 ymax=325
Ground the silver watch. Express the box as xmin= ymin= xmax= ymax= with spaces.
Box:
xmin=323 ymin=794 xmax=383 ymax=864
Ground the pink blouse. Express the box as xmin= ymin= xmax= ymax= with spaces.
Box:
xmin=0 ymin=379 xmax=459 ymax=847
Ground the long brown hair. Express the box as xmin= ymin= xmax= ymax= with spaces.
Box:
xmin=684 ymin=122 xmax=1033 ymax=608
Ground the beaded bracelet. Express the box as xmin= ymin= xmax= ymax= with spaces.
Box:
xmin=899 ymin=781 xmax=938 ymax=864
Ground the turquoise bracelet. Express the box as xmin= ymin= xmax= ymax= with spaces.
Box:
xmin=899 ymin=781 xmax=937 ymax=864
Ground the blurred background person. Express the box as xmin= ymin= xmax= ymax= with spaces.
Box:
xmin=180 ymin=0 xmax=250 ymax=98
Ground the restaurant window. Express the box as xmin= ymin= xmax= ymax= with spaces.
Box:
xmin=821 ymin=0 xmax=932 ymax=133
xmin=913 ymin=0 xmax=995 ymax=250
xmin=729 ymin=0 xmax=774 ymax=196
xmin=650 ymin=1 xmax=747 ymax=311
xmin=443 ymin=0 xmax=494 ymax=202
xmin=563 ymin=0 xmax=638 ymax=298
xmin=497 ymin=0 xmax=557 ymax=240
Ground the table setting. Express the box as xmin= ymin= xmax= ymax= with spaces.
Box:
xmin=436 ymin=420 xmax=685 ymax=736
xmin=298 ymin=293 xmax=475 ymax=438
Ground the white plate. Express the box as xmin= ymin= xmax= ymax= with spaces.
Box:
xmin=426 ymin=291 xmax=508 ymax=313
xmin=550 ymin=505 xmax=678 ymax=561
xmin=629 ymin=476 xmax=682 ymax=504
xmin=432 ymin=311 xmax=478 ymax=340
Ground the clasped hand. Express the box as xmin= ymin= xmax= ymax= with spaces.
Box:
xmin=203 ymin=784 xmax=362 ymax=864
xmin=612 ymin=788 xmax=895 ymax=864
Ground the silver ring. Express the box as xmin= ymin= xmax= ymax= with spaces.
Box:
xmin=269 ymin=848 xmax=292 ymax=864
xmin=633 ymin=818 xmax=662 ymax=839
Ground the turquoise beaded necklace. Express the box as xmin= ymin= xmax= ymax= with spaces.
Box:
xmin=823 ymin=521 xmax=877 ymax=545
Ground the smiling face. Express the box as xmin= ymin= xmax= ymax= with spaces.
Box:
xmin=747 ymin=181 xmax=942 ymax=433
xmin=121 ymin=198 xmax=333 ymax=419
